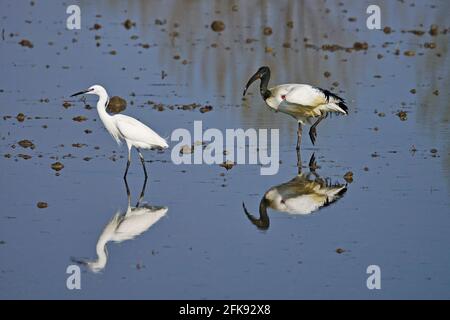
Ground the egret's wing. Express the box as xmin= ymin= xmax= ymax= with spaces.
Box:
xmin=114 ymin=114 xmax=168 ymax=148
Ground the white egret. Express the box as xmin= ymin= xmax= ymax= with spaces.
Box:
xmin=243 ymin=66 xmax=348 ymax=148
xmin=76 ymin=179 xmax=168 ymax=273
xmin=71 ymin=85 xmax=168 ymax=178
xmin=243 ymin=154 xmax=347 ymax=230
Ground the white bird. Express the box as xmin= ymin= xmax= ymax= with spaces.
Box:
xmin=242 ymin=154 xmax=347 ymax=230
xmin=80 ymin=180 xmax=167 ymax=273
xmin=243 ymin=66 xmax=348 ymax=148
xmin=71 ymin=85 xmax=168 ymax=178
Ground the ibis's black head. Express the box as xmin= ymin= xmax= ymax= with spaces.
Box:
xmin=243 ymin=66 xmax=271 ymax=100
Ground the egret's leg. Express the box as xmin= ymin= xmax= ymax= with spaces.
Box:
xmin=124 ymin=176 xmax=131 ymax=207
xmin=124 ymin=148 xmax=131 ymax=179
xmin=136 ymin=176 xmax=148 ymax=207
xmin=137 ymin=149 xmax=148 ymax=179
xmin=309 ymin=115 xmax=326 ymax=145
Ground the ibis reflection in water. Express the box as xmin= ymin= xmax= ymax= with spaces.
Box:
xmin=74 ymin=178 xmax=167 ymax=273
xmin=243 ymin=66 xmax=348 ymax=151
xmin=242 ymin=153 xmax=348 ymax=230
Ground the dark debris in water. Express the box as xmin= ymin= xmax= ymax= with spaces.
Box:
xmin=211 ymin=20 xmax=225 ymax=32
xmin=19 ymin=39 xmax=33 ymax=48
xmin=16 ymin=113 xmax=26 ymax=122
xmin=343 ymin=172 xmax=353 ymax=183
xmin=18 ymin=140 xmax=35 ymax=149
xmin=18 ymin=154 xmax=32 ymax=160
xmin=37 ymin=202 xmax=48 ymax=209
xmin=73 ymin=116 xmax=88 ymax=122
xmin=123 ymin=19 xmax=136 ymax=30
xmin=397 ymin=111 xmax=408 ymax=121
xmin=219 ymin=161 xmax=234 ymax=171
xmin=199 ymin=105 xmax=213 ymax=113
xmin=51 ymin=162 xmax=64 ymax=171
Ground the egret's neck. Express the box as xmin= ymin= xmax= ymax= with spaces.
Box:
xmin=86 ymin=236 xmax=108 ymax=272
xmin=96 ymin=94 xmax=111 ymax=122
xmin=260 ymin=72 xmax=271 ymax=100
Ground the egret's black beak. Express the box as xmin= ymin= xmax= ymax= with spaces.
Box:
xmin=70 ymin=89 xmax=90 ymax=97
xmin=243 ymin=71 xmax=262 ymax=96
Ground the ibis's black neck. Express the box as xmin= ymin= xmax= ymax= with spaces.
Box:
xmin=260 ymin=72 xmax=271 ymax=100
xmin=243 ymin=198 xmax=270 ymax=230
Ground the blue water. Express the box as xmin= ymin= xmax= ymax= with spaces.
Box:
xmin=0 ymin=0 xmax=449 ymax=299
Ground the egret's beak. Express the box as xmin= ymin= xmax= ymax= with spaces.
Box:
xmin=243 ymin=71 xmax=262 ymax=96
xmin=70 ymin=89 xmax=90 ymax=97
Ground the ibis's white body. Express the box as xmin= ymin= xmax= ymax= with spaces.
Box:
xmin=264 ymin=174 xmax=347 ymax=215
xmin=265 ymin=84 xmax=348 ymax=124
xmin=88 ymin=204 xmax=168 ymax=273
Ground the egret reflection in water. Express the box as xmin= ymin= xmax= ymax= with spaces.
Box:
xmin=74 ymin=178 xmax=168 ymax=273
xmin=243 ymin=153 xmax=347 ymax=230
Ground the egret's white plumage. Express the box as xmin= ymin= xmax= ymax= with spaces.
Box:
xmin=87 ymin=200 xmax=167 ymax=273
xmin=243 ymin=66 xmax=348 ymax=147
xmin=71 ymin=85 xmax=168 ymax=178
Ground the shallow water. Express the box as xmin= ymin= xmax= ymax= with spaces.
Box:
xmin=0 ymin=0 xmax=449 ymax=299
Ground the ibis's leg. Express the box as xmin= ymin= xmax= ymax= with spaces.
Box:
xmin=296 ymin=122 xmax=302 ymax=171
xmin=136 ymin=175 xmax=148 ymax=207
xmin=124 ymin=146 xmax=131 ymax=179
xmin=309 ymin=115 xmax=326 ymax=145
xmin=137 ymin=148 xmax=148 ymax=179
xmin=296 ymin=122 xmax=302 ymax=151
xmin=297 ymin=151 xmax=302 ymax=174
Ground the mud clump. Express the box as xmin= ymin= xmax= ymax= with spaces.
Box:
xmin=343 ymin=172 xmax=354 ymax=183
xmin=91 ymin=23 xmax=102 ymax=30
xmin=199 ymin=105 xmax=213 ymax=113
xmin=404 ymin=50 xmax=415 ymax=57
xmin=429 ymin=25 xmax=439 ymax=36
xmin=16 ymin=113 xmax=26 ymax=122
xmin=211 ymin=21 xmax=225 ymax=32
xmin=219 ymin=161 xmax=234 ymax=171
xmin=62 ymin=101 xmax=72 ymax=108
xmin=107 ymin=96 xmax=127 ymax=114
xmin=37 ymin=202 xmax=48 ymax=209
xmin=19 ymin=39 xmax=33 ymax=48
xmin=18 ymin=154 xmax=32 ymax=160
xmin=383 ymin=26 xmax=392 ymax=34
xmin=397 ymin=111 xmax=408 ymax=121
xmin=123 ymin=19 xmax=135 ymax=30
xmin=263 ymin=27 xmax=272 ymax=36
xmin=336 ymin=248 xmax=346 ymax=254
xmin=51 ymin=162 xmax=64 ymax=171
xmin=73 ymin=116 xmax=88 ymax=122
xmin=353 ymin=42 xmax=368 ymax=51
xmin=18 ymin=140 xmax=35 ymax=149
